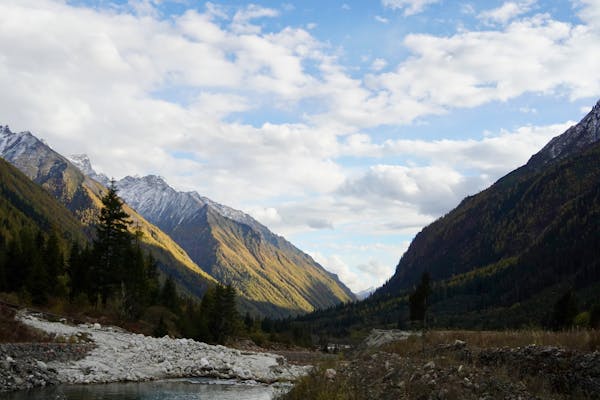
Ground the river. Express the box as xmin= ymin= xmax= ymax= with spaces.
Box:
xmin=0 ymin=378 xmax=288 ymax=400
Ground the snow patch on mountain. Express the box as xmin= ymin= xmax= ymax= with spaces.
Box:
xmin=113 ymin=174 xmax=277 ymax=242
xmin=0 ymin=126 xmax=45 ymax=166
xmin=528 ymin=100 xmax=600 ymax=168
xmin=68 ymin=154 xmax=110 ymax=186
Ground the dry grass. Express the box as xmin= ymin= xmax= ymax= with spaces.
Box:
xmin=383 ymin=329 xmax=600 ymax=355
xmin=280 ymin=366 xmax=362 ymax=400
xmin=0 ymin=304 xmax=54 ymax=343
xmin=280 ymin=329 xmax=600 ymax=400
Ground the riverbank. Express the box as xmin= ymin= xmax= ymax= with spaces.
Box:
xmin=280 ymin=329 xmax=600 ymax=399
xmin=0 ymin=342 xmax=93 ymax=392
xmin=0 ymin=311 xmax=309 ymax=393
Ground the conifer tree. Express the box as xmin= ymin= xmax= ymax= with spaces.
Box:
xmin=0 ymin=236 xmax=6 ymax=292
xmin=160 ymin=276 xmax=179 ymax=312
xmin=550 ymin=289 xmax=578 ymax=330
xmin=409 ymin=272 xmax=431 ymax=324
xmin=44 ymin=230 xmax=64 ymax=297
xmin=26 ymin=231 xmax=49 ymax=305
xmin=222 ymin=284 xmax=239 ymax=338
xmin=153 ymin=316 xmax=169 ymax=337
xmin=93 ymin=180 xmax=132 ymax=305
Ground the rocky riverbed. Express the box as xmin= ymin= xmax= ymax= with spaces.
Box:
xmin=0 ymin=342 xmax=93 ymax=392
xmin=0 ymin=312 xmax=310 ymax=393
xmin=331 ymin=343 xmax=600 ymax=399
xmin=280 ymin=331 xmax=600 ymax=400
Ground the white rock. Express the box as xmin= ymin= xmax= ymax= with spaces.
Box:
xmin=17 ymin=312 xmax=309 ymax=385
xmin=324 ymin=368 xmax=336 ymax=379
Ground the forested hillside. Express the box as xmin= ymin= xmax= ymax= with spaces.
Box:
xmin=285 ymin=102 xmax=600 ymax=335
xmin=0 ymin=126 xmax=216 ymax=300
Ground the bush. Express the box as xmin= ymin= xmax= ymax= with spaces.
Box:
xmin=574 ymin=312 xmax=590 ymax=328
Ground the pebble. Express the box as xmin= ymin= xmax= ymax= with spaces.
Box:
xmin=0 ymin=343 xmax=92 ymax=392
xmin=324 ymin=368 xmax=337 ymax=380
xmin=423 ymin=360 xmax=436 ymax=370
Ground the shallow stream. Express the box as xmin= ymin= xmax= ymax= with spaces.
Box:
xmin=0 ymin=378 xmax=286 ymax=400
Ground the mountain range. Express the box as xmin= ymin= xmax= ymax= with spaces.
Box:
xmin=0 ymin=126 xmax=216 ymax=299
xmin=4 ymin=97 xmax=598 ymax=327
xmin=0 ymin=126 xmax=354 ymax=317
xmin=69 ymin=158 xmax=355 ymax=317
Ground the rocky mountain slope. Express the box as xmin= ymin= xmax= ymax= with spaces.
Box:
xmin=528 ymin=100 xmax=600 ymax=168
xmin=0 ymin=126 xmax=352 ymax=317
xmin=0 ymin=156 xmax=84 ymax=244
xmin=0 ymin=126 xmax=216 ymax=298
xmin=371 ymin=100 xmax=600 ymax=326
xmin=111 ymin=174 xmax=355 ymax=317
xmin=382 ymin=100 xmax=600 ymax=292
xmin=290 ymin=100 xmax=600 ymax=332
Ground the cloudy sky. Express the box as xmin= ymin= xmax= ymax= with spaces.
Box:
xmin=1 ymin=0 xmax=599 ymax=292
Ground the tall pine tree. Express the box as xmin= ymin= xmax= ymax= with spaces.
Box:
xmin=409 ymin=272 xmax=431 ymax=324
xmin=93 ymin=180 xmax=132 ymax=306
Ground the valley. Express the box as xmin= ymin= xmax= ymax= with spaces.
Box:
xmin=1 ymin=1 xmax=600 ymax=397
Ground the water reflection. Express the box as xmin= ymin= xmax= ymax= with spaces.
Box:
xmin=0 ymin=379 xmax=286 ymax=400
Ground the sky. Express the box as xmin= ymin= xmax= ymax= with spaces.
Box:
xmin=1 ymin=0 xmax=600 ymax=293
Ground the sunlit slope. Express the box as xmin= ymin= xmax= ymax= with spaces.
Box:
xmin=0 ymin=157 xmax=84 ymax=243
xmin=116 ymin=174 xmax=355 ymax=317
xmin=0 ymin=126 xmax=215 ymax=298
xmin=168 ymin=205 xmax=354 ymax=317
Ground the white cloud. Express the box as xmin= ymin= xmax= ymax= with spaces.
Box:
xmin=361 ymin=13 xmax=600 ymax=125
xmin=460 ymin=3 xmax=476 ymax=15
xmin=381 ymin=0 xmax=440 ymax=16
xmin=356 ymin=259 xmax=395 ymax=283
xmin=310 ymin=253 xmax=363 ymax=291
xmin=375 ymin=15 xmax=389 ymax=23
xmin=519 ymin=106 xmax=537 ymax=114
xmin=371 ymin=58 xmax=388 ymax=71
xmin=574 ymin=0 xmax=600 ymax=29
xmin=338 ymin=122 xmax=572 ymax=216
xmin=246 ymin=206 xmax=282 ymax=226
xmin=231 ymin=4 xmax=279 ymax=34
xmin=310 ymin=252 xmax=393 ymax=292
xmin=478 ymin=0 xmax=537 ymax=25
xmin=339 ymin=164 xmax=476 ymax=216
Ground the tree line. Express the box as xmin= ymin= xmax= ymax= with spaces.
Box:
xmin=0 ymin=181 xmax=245 ymax=344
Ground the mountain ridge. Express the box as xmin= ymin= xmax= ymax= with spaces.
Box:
xmin=527 ymin=99 xmax=600 ymax=169
xmin=78 ymin=164 xmax=355 ymax=316
xmin=289 ymin=100 xmax=600 ymax=333
xmin=0 ymin=126 xmax=354 ymax=317
xmin=0 ymin=126 xmax=217 ymax=299
xmin=381 ymin=100 xmax=600 ymax=293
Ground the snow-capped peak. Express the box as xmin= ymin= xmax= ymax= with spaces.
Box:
xmin=528 ymin=99 xmax=600 ymax=168
xmin=0 ymin=125 xmax=46 ymax=166
xmin=68 ymin=154 xmax=96 ymax=176
xmin=115 ymin=175 xmax=275 ymax=240
xmin=67 ymin=154 xmax=110 ymax=186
